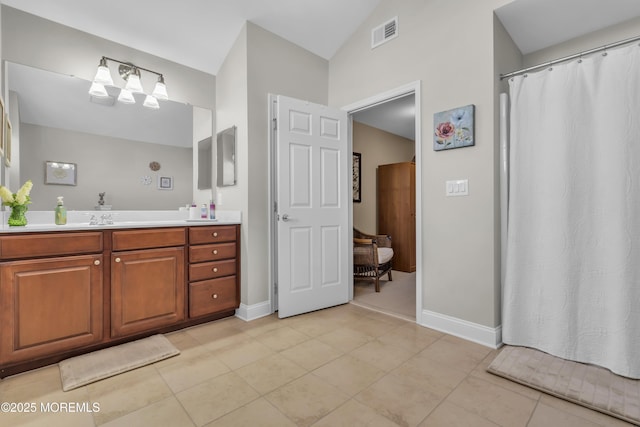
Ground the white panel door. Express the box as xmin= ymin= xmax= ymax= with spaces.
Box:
xmin=276 ymin=95 xmax=349 ymax=318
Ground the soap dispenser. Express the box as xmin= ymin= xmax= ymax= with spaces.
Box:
xmin=55 ymin=196 xmax=67 ymax=225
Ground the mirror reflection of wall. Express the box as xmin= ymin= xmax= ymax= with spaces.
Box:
xmin=217 ymin=126 xmax=236 ymax=187
xmin=197 ymin=137 xmax=212 ymax=190
xmin=7 ymin=62 xmax=212 ymax=210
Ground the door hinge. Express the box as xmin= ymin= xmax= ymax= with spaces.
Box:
xmin=272 ymin=118 xmax=277 ymax=131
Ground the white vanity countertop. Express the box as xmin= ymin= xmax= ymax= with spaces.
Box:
xmin=0 ymin=210 xmax=241 ymax=233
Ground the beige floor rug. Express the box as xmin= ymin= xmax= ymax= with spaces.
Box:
xmin=59 ymin=334 xmax=180 ymax=391
xmin=487 ymin=345 xmax=640 ymax=425
xmin=353 ymin=270 xmax=416 ymax=320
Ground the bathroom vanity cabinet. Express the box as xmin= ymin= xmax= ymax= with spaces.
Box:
xmin=111 ymin=228 xmax=187 ymax=337
xmin=188 ymin=226 xmax=239 ymax=318
xmin=0 ymin=232 xmax=104 ymax=365
xmin=0 ymin=224 xmax=240 ymax=377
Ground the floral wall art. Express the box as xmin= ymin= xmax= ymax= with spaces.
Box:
xmin=433 ymin=104 xmax=475 ymax=151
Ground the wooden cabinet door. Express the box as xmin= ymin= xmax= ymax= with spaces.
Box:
xmin=378 ymin=162 xmax=416 ymax=272
xmin=0 ymin=255 xmax=103 ymax=364
xmin=111 ymin=247 xmax=185 ymax=338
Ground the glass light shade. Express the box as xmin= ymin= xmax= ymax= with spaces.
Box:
xmin=143 ymin=95 xmax=160 ymax=110
xmin=117 ymin=88 xmax=135 ymax=104
xmin=88 ymin=82 xmax=108 ymax=97
xmin=152 ymin=81 xmax=168 ymax=101
xmin=93 ymin=65 xmax=114 ymax=86
xmin=125 ymin=73 xmax=144 ymax=93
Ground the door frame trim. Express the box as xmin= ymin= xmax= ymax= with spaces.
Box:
xmin=341 ymin=80 xmax=422 ymax=322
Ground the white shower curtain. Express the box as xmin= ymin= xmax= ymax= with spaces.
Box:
xmin=503 ymin=43 xmax=640 ymax=379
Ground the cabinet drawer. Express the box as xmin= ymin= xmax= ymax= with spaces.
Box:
xmin=112 ymin=228 xmax=186 ymax=251
xmin=189 ymin=226 xmax=236 ymax=245
xmin=189 ymin=242 xmax=236 ymax=263
xmin=189 ymin=259 xmax=236 ymax=282
xmin=0 ymin=232 xmax=103 ymax=260
xmin=189 ymin=276 xmax=237 ymax=318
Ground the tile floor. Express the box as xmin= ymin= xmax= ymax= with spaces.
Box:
xmin=0 ymin=303 xmax=634 ymax=427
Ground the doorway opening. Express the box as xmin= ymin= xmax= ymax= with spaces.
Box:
xmin=343 ymin=81 xmax=422 ymax=322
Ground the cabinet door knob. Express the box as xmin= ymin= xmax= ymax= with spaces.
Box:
xmin=212 ymin=232 xmax=218 ymax=237
xmin=211 ymin=293 xmax=218 ymax=299
xmin=213 ymin=267 xmax=218 ymax=273
xmin=94 ymin=260 xmax=101 ymax=265
xmin=212 ymin=250 xmax=218 ymax=255
xmin=115 ymin=257 xmax=121 ymax=263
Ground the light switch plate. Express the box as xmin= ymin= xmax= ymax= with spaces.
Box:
xmin=446 ymin=179 xmax=468 ymax=196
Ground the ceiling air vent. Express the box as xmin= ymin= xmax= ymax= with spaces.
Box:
xmin=371 ymin=16 xmax=398 ymax=49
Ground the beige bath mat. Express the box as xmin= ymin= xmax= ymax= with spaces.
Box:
xmin=59 ymin=334 xmax=179 ymax=391
xmin=487 ymin=345 xmax=640 ymax=425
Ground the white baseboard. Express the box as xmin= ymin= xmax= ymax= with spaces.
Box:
xmin=235 ymin=301 xmax=273 ymax=321
xmin=421 ymin=309 xmax=502 ymax=349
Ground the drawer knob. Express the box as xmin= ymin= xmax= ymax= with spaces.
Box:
xmin=115 ymin=257 xmax=121 ymax=263
xmin=212 ymin=250 xmax=218 ymax=255
xmin=94 ymin=260 xmax=101 ymax=266
xmin=211 ymin=293 xmax=218 ymax=299
xmin=213 ymin=267 xmax=218 ymax=273
xmin=213 ymin=232 xmax=218 ymax=237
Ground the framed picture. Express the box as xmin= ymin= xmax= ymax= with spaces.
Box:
xmin=45 ymin=161 xmax=77 ymax=185
xmin=158 ymin=176 xmax=173 ymax=190
xmin=433 ymin=104 xmax=475 ymax=151
xmin=5 ymin=117 xmax=12 ymax=167
xmin=353 ymin=152 xmax=361 ymax=203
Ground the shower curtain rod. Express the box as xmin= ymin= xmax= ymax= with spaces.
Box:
xmin=500 ymin=34 xmax=640 ymax=80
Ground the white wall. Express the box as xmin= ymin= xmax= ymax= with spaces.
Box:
xmin=21 ymin=124 xmax=193 ymax=210
xmin=353 ymin=121 xmax=415 ymax=234
xmin=330 ymin=0 xmax=514 ymax=330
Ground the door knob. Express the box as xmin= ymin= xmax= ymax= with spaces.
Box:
xmin=94 ymin=260 xmax=101 ymax=265
xmin=282 ymin=214 xmax=291 ymax=222
xmin=115 ymin=257 xmax=121 ymax=263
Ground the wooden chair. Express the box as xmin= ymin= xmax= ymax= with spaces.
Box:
xmin=353 ymin=228 xmax=394 ymax=292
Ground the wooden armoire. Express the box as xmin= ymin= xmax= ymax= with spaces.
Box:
xmin=377 ymin=162 xmax=416 ymax=272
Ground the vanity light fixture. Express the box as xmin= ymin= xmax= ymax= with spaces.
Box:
xmin=143 ymin=94 xmax=160 ymax=110
xmin=123 ymin=67 xmax=144 ymax=93
xmin=117 ymin=88 xmax=136 ymax=104
xmin=93 ymin=57 xmax=114 ymax=86
xmin=89 ymin=56 xmax=169 ymax=109
xmin=151 ymin=75 xmax=168 ymax=101
xmin=88 ymin=81 xmax=109 ymax=98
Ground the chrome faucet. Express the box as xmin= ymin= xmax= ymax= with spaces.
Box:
xmin=88 ymin=213 xmax=113 ymax=225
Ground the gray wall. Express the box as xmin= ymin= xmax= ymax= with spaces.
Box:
xmin=523 ymin=16 xmax=640 ymax=67
xmin=21 ymin=124 xmax=192 ymax=210
xmin=330 ymin=0 xmax=515 ymax=329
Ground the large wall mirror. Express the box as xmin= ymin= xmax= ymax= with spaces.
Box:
xmin=217 ymin=126 xmax=236 ymax=187
xmin=6 ymin=61 xmax=212 ymax=211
